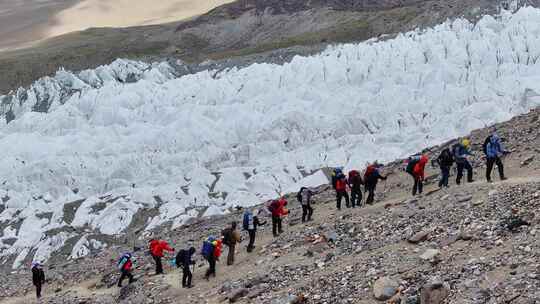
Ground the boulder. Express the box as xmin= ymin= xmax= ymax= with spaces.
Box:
xmin=456 ymin=195 xmax=472 ymax=203
xmin=228 ymin=288 xmax=249 ymax=303
xmin=420 ymin=279 xmax=449 ymax=304
xmin=373 ymin=277 xmax=399 ymax=300
xmin=408 ymin=231 xmax=429 ymax=244
xmin=420 ymin=249 xmax=440 ymax=261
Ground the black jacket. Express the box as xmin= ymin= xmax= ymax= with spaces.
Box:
xmin=437 ymin=148 xmax=454 ymax=167
xmin=365 ymin=170 xmax=386 ymax=186
xmin=32 ymin=267 xmax=45 ymax=286
xmin=177 ymin=247 xmax=196 ymax=268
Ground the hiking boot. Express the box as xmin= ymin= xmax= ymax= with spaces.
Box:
xmin=501 ymin=177 xmax=508 ymax=181
xmin=487 ymin=179 xmax=493 ymax=183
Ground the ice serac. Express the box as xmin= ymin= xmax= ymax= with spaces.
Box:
xmin=2 ymin=7 xmax=540 ymax=267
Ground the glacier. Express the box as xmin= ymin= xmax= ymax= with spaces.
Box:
xmin=2 ymin=7 xmax=540 ymax=268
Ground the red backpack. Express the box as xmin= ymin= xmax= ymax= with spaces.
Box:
xmin=349 ymin=170 xmax=359 ymax=179
xmin=335 ymin=178 xmax=347 ymax=191
xmin=364 ymin=165 xmax=376 ymax=180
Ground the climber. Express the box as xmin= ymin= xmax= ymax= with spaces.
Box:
xmin=484 ymin=131 xmax=508 ymax=182
xmin=202 ymin=236 xmax=221 ymax=280
xmin=175 ymin=247 xmax=196 ymax=288
xmin=348 ymin=170 xmax=363 ymax=207
xmin=117 ymin=252 xmax=137 ymax=287
xmin=452 ymin=138 xmax=474 ymax=184
xmin=297 ymin=186 xmax=314 ymax=222
xmin=222 ymin=221 xmax=241 ymax=265
xmin=436 ymin=147 xmax=454 ymax=188
xmin=335 ymin=172 xmax=350 ymax=210
xmin=364 ymin=162 xmax=387 ymax=205
xmin=331 ymin=167 xmax=343 ymax=190
xmin=268 ymin=197 xmax=288 ymax=237
xmin=148 ymin=238 xmax=175 ymax=275
xmin=243 ymin=208 xmax=266 ymax=252
xmin=31 ymin=261 xmax=45 ymax=299
xmin=411 ymin=154 xmax=429 ymax=196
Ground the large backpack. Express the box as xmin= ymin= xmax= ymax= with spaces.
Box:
xmin=222 ymin=228 xmax=233 ymax=246
xmin=243 ymin=211 xmax=252 ymax=231
xmin=348 ymin=170 xmax=359 ymax=179
xmin=201 ymin=237 xmax=215 ymax=258
xmin=364 ymin=165 xmax=375 ymax=180
xmin=482 ymin=135 xmax=491 ymax=155
xmin=296 ymin=187 xmax=307 ymax=203
xmin=405 ymin=155 xmax=421 ymax=174
xmin=117 ymin=254 xmax=130 ymax=271
xmin=331 ymin=168 xmax=342 ymax=189
xmin=175 ymin=249 xmax=186 ymax=268
xmin=438 ymin=148 xmax=454 ymax=165
xmin=268 ymin=200 xmax=278 ymax=213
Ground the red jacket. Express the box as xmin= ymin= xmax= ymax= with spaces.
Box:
xmin=413 ymin=155 xmax=429 ymax=179
xmin=270 ymin=198 xmax=288 ymax=217
xmin=335 ymin=178 xmax=347 ymax=191
xmin=149 ymin=240 xmax=174 ymax=257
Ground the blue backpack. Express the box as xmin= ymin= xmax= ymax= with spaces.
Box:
xmin=243 ymin=211 xmax=252 ymax=231
xmin=201 ymin=237 xmax=215 ymax=258
xmin=117 ymin=253 xmax=131 ymax=270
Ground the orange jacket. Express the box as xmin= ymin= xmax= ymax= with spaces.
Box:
xmin=413 ymin=155 xmax=429 ymax=179
xmin=149 ymin=240 xmax=174 ymax=257
xmin=213 ymin=239 xmax=222 ymax=258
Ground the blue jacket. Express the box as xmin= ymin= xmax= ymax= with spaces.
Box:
xmin=486 ymin=135 xmax=504 ymax=158
xmin=453 ymin=144 xmax=471 ymax=163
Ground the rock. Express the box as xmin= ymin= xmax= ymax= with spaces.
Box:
xmin=325 ymin=231 xmax=338 ymax=243
xmin=408 ymin=231 xmax=429 ymax=244
xmin=228 ymin=288 xmax=249 ymax=303
xmin=440 ymin=234 xmax=460 ymax=247
xmin=246 ymin=289 xmax=264 ymax=299
xmin=459 ymin=231 xmax=473 ymax=241
xmin=373 ymin=277 xmax=399 ymax=300
xmin=221 ymin=282 xmax=234 ymax=293
xmin=288 ymin=294 xmax=306 ymax=304
xmin=473 ymin=200 xmax=484 ymax=206
xmin=324 ymin=252 xmax=334 ymax=262
xmin=420 ymin=249 xmax=440 ymax=261
xmin=420 ymin=278 xmax=449 ymax=304
xmin=456 ymin=195 xmax=472 ymax=203
xmin=521 ymin=155 xmax=535 ymax=167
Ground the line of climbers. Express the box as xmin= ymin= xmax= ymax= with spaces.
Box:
xmin=29 ymin=131 xmax=509 ymax=299
xmin=328 ymin=130 xmax=508 ymax=211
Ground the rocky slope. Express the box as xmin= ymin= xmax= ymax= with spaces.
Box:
xmin=1 ymin=107 xmax=538 ymax=304
xmin=0 ymin=0 xmax=536 ymax=94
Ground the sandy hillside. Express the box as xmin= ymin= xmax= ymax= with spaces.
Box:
xmin=0 ymin=0 xmax=234 ymax=51
xmin=45 ymin=0 xmax=235 ymax=36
